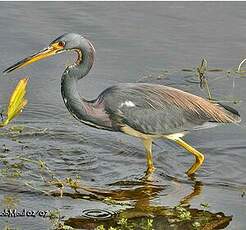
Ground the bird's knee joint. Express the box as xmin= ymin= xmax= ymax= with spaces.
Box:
xmin=196 ymin=154 xmax=205 ymax=164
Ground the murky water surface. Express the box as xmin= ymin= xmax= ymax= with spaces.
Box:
xmin=0 ymin=2 xmax=245 ymax=229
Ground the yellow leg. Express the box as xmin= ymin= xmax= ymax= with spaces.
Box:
xmin=142 ymin=139 xmax=156 ymax=175
xmin=167 ymin=137 xmax=204 ymax=176
xmin=165 ymin=133 xmax=204 ymax=176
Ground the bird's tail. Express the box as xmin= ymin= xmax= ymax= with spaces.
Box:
xmin=217 ymin=103 xmax=241 ymax=123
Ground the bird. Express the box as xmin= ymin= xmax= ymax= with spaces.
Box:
xmin=3 ymin=33 xmax=241 ymax=177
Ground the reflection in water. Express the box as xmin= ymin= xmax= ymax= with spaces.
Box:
xmin=180 ymin=180 xmax=203 ymax=205
xmin=50 ymin=179 xmax=232 ymax=229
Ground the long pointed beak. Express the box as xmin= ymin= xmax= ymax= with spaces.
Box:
xmin=3 ymin=42 xmax=64 ymax=74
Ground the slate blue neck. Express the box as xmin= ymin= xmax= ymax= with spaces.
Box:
xmin=61 ymin=39 xmax=95 ymax=124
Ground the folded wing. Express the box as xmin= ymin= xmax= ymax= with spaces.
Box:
xmin=99 ymin=83 xmax=240 ymax=135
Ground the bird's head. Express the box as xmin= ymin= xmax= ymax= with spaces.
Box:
xmin=3 ymin=33 xmax=94 ymax=74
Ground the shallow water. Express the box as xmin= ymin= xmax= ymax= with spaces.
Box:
xmin=0 ymin=2 xmax=245 ymax=230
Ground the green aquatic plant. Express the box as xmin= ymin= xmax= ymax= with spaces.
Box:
xmin=0 ymin=158 xmax=23 ymax=178
xmin=192 ymin=221 xmax=201 ymax=229
xmin=200 ymin=202 xmax=210 ymax=210
xmin=48 ymin=209 xmax=74 ymax=230
xmin=1 ymin=195 xmax=20 ymax=209
xmin=196 ymin=58 xmax=212 ymax=100
xmin=108 ymin=227 xmax=118 ymax=230
xmin=9 ymin=125 xmax=25 ymax=133
xmin=96 ymin=225 xmax=105 ymax=230
xmin=175 ymin=205 xmax=191 ymax=221
xmin=48 ymin=209 xmax=62 ymax=220
xmin=102 ymin=197 xmax=130 ymax=207
xmin=94 ymin=217 xmax=154 ymax=230
xmin=3 ymin=225 xmax=21 ymax=230
xmin=65 ymin=177 xmax=81 ymax=192
xmin=146 ymin=219 xmax=154 ymax=230
xmin=48 ymin=178 xmax=65 ymax=198
xmin=117 ymin=217 xmax=128 ymax=228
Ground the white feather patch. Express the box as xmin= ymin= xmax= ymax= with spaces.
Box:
xmin=120 ymin=101 xmax=136 ymax=108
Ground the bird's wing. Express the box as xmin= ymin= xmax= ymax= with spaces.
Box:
xmin=100 ymin=83 xmax=238 ymax=135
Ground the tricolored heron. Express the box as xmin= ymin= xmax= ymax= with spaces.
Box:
xmin=3 ymin=33 xmax=241 ymax=176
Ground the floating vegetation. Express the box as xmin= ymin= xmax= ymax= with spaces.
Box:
xmin=0 ymin=125 xmax=49 ymax=139
xmin=182 ymin=68 xmax=224 ymax=73
xmin=196 ymin=59 xmax=208 ymax=88
xmin=200 ymin=202 xmax=210 ymax=210
xmin=8 ymin=125 xmax=25 ymax=133
xmin=1 ymin=195 xmax=20 ymax=209
xmin=0 ymin=158 xmax=23 ymax=178
xmin=175 ymin=205 xmax=192 ymax=221
xmin=48 ymin=209 xmax=74 ymax=230
xmin=64 ymin=204 xmax=232 ymax=230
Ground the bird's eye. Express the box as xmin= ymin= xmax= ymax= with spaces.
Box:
xmin=58 ymin=41 xmax=65 ymax=47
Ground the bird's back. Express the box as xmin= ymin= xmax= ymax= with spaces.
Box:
xmin=98 ymin=83 xmax=240 ymax=135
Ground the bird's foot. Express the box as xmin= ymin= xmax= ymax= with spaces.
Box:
xmin=186 ymin=155 xmax=205 ymax=177
xmin=142 ymin=165 xmax=156 ymax=181
xmin=186 ymin=170 xmax=197 ymax=179
xmin=146 ymin=165 xmax=156 ymax=175
xmin=186 ymin=168 xmax=196 ymax=177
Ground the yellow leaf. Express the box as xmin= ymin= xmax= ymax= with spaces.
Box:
xmin=0 ymin=78 xmax=28 ymax=127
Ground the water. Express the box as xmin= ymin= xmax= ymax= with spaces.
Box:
xmin=0 ymin=2 xmax=245 ymax=229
